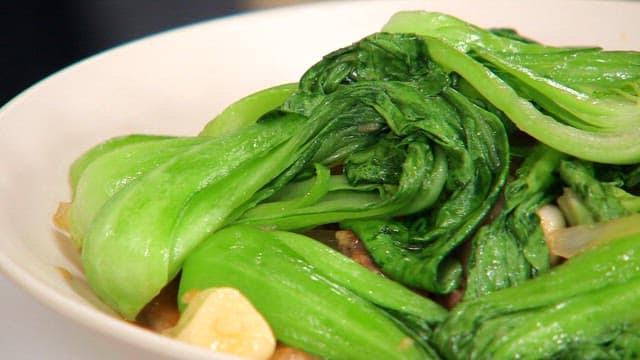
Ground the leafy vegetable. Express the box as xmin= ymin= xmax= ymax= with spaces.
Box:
xmin=64 ymin=10 xmax=640 ymax=359
xmin=178 ymin=225 xmax=446 ymax=359
xmin=557 ymin=159 xmax=640 ymax=224
xmin=434 ymin=224 xmax=640 ymax=359
xmin=465 ymin=144 xmax=563 ymax=299
xmin=69 ymin=135 xmax=204 ymax=248
xmin=291 ymin=34 xmax=510 ymax=294
xmin=199 ymin=82 xmax=297 ymax=137
xmin=74 ymin=31 xmax=510 ymax=318
xmin=383 ymin=11 xmax=640 ymax=164
xmin=78 ymin=115 xmax=313 ymax=318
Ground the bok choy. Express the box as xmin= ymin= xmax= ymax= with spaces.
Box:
xmin=178 ymin=225 xmax=446 ymax=359
xmin=62 ymin=10 xmax=640 ymax=359
xmin=383 ymin=11 xmax=640 ymax=164
xmin=434 ymin=217 xmax=640 ymax=359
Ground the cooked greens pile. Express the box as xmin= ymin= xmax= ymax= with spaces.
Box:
xmin=66 ymin=11 xmax=640 ymax=359
xmin=436 ymin=216 xmax=640 ymax=359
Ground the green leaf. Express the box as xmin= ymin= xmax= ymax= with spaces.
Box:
xmin=80 ymin=114 xmax=312 ymax=319
xmin=383 ymin=11 xmax=640 ymax=164
xmin=435 ymin=221 xmax=640 ymax=359
xmin=199 ymin=83 xmax=297 ymax=137
xmin=178 ymin=225 xmax=444 ymax=359
xmin=465 ymin=145 xmax=563 ymax=299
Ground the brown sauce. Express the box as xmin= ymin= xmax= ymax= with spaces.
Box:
xmin=136 ymin=277 xmax=181 ymax=333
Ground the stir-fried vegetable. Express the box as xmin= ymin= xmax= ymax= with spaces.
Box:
xmin=383 ymin=11 xmax=640 ymax=164
xmin=74 ymin=31 xmax=510 ymax=318
xmin=179 ymin=225 xmax=445 ymax=360
xmin=63 ymin=10 xmax=640 ymax=359
xmin=435 ymin=222 xmax=640 ymax=359
xmin=464 ymin=144 xmax=563 ymax=299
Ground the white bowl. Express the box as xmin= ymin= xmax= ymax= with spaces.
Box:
xmin=1 ymin=0 xmax=638 ymax=359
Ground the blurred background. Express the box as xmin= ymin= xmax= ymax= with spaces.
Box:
xmin=0 ymin=0 xmax=317 ymax=106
